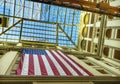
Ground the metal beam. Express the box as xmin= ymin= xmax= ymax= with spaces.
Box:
xmin=70 ymin=9 xmax=75 ymax=38
xmin=13 ymin=0 xmax=16 ymax=24
xmin=57 ymin=24 xmax=77 ymax=48
xmin=28 ymin=0 xmax=120 ymax=17
xmin=20 ymin=40 xmax=57 ymax=46
xmin=0 ymin=14 xmax=78 ymax=26
xmin=63 ymin=8 xmax=67 ymax=30
xmin=56 ymin=24 xmax=58 ymax=45
xmin=19 ymin=0 xmax=25 ymax=42
xmin=0 ymin=19 xmax=23 ymax=36
xmin=87 ymin=57 xmax=120 ymax=76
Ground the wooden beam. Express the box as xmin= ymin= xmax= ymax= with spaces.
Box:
xmin=29 ymin=0 xmax=120 ymax=17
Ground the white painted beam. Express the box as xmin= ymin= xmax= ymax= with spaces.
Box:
xmin=110 ymin=0 xmax=120 ymax=7
xmin=95 ymin=22 xmax=100 ymax=28
xmin=102 ymin=57 xmax=120 ymax=67
xmin=56 ymin=46 xmax=63 ymax=50
xmin=93 ymin=38 xmax=120 ymax=49
xmin=107 ymin=20 xmax=120 ymax=27
xmin=68 ymin=55 xmax=105 ymax=76
xmin=93 ymin=38 xmax=98 ymax=43
xmin=84 ymin=38 xmax=92 ymax=41
xmin=87 ymin=57 xmax=120 ymax=76
xmin=86 ymin=24 xmax=94 ymax=27
xmin=95 ymin=20 xmax=120 ymax=28
xmin=104 ymin=39 xmax=120 ymax=48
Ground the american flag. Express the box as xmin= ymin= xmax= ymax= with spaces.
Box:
xmin=16 ymin=48 xmax=93 ymax=76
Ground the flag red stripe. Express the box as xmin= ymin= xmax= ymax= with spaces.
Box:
xmin=61 ymin=51 xmax=93 ymax=76
xmin=16 ymin=54 xmax=24 ymax=75
xmin=46 ymin=55 xmax=60 ymax=75
xmin=49 ymin=50 xmax=72 ymax=76
xmin=38 ymin=55 xmax=48 ymax=75
xmin=56 ymin=51 xmax=83 ymax=76
xmin=28 ymin=54 xmax=34 ymax=75
xmin=16 ymin=49 xmax=93 ymax=76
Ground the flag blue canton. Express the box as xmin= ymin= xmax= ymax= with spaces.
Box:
xmin=22 ymin=48 xmax=47 ymax=55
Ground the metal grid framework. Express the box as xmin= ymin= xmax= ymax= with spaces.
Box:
xmin=0 ymin=0 xmax=81 ymax=48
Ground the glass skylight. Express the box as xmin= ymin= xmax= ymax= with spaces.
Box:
xmin=0 ymin=0 xmax=81 ymax=48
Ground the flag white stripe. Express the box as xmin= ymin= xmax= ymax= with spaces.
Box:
xmin=45 ymin=50 xmax=66 ymax=76
xmin=52 ymin=50 xmax=78 ymax=76
xmin=41 ymin=55 xmax=54 ymax=75
xmin=21 ymin=54 xmax=29 ymax=75
xmin=33 ymin=54 xmax=41 ymax=75
xmin=57 ymin=50 xmax=89 ymax=76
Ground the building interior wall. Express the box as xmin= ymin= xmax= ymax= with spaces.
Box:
xmin=0 ymin=0 xmax=120 ymax=84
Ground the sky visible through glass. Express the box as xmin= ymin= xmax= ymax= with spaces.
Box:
xmin=0 ymin=0 xmax=81 ymax=48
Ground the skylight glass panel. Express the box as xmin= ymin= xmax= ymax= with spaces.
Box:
xmin=0 ymin=0 xmax=81 ymax=48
